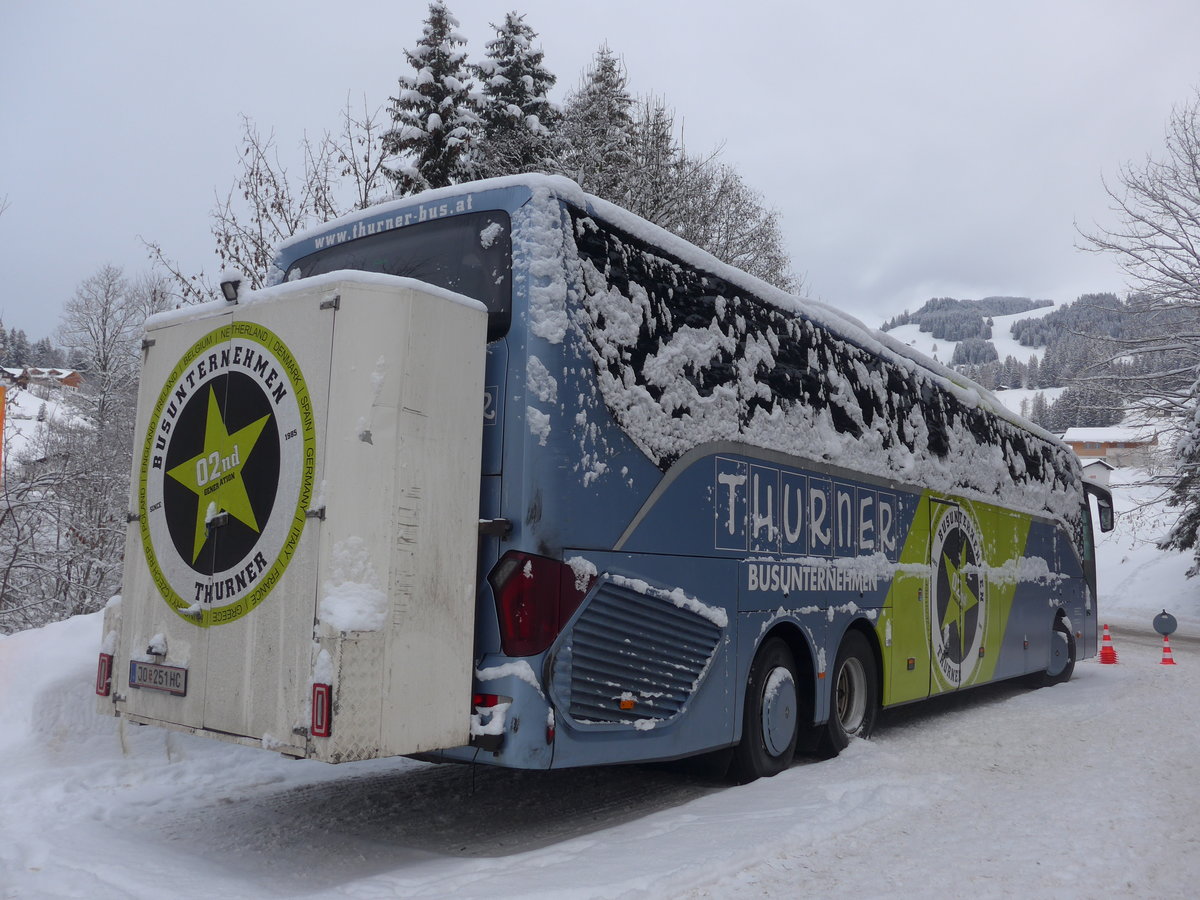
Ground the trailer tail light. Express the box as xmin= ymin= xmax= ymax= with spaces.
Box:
xmin=489 ymin=551 xmax=595 ymax=657
xmin=95 ymin=653 xmax=113 ymax=696
xmin=311 ymin=683 xmax=332 ymax=737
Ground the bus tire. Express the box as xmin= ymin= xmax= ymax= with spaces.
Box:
xmin=1039 ymin=619 xmax=1076 ymax=686
xmin=729 ymin=638 xmax=799 ymax=784
xmin=818 ymin=630 xmax=878 ymax=758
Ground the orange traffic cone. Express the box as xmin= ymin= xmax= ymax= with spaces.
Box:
xmin=1099 ymin=624 xmax=1119 ymax=664
xmin=1160 ymin=634 xmax=1177 ymax=666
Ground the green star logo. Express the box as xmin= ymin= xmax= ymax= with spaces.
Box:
xmin=166 ymin=386 xmax=271 ymax=564
xmin=141 ymin=323 xmax=315 ymax=627
xmin=940 ymin=543 xmax=980 ymax=635
xmin=930 ymin=503 xmax=988 ymax=687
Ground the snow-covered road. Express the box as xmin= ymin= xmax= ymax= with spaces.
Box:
xmin=1 ymin=612 xmax=1197 ymax=899
xmin=2 ymin=467 xmax=1198 ymax=898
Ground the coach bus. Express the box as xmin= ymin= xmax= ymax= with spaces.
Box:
xmin=105 ymin=174 xmax=1114 ymax=784
xmin=274 ymin=174 xmax=1115 ymax=781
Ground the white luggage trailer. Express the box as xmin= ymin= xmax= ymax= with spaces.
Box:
xmin=97 ymin=274 xmax=486 ymax=762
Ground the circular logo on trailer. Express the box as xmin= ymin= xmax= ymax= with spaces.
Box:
xmin=139 ymin=322 xmax=316 ymax=626
xmin=930 ymin=503 xmax=987 ymax=685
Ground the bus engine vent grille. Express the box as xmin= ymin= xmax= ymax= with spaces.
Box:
xmin=551 ymin=579 xmax=722 ymax=727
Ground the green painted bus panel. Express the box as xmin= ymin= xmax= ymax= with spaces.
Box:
xmin=879 ymin=492 xmax=1036 ymax=706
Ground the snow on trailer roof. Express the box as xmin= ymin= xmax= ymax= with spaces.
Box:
xmin=278 ymin=174 xmax=1061 ymax=452
xmin=141 ymin=272 xmax=486 ymax=333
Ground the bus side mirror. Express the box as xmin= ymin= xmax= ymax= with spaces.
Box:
xmin=1084 ymin=483 xmax=1115 ymax=533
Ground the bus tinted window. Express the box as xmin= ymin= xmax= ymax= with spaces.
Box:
xmin=286 ymin=210 xmax=513 ymax=341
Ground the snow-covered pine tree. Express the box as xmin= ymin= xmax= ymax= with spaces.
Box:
xmin=8 ymin=327 xmax=30 ymax=367
xmin=30 ymin=338 xmax=58 ymax=368
xmin=559 ymin=44 xmax=800 ymax=291
xmin=472 ymin=12 xmax=558 ymax=179
xmin=1029 ymin=391 xmax=1050 ymax=427
xmin=383 ymin=1 xmax=482 ymax=194
xmin=1163 ymin=381 xmax=1200 ymax=575
xmin=557 ymin=44 xmax=636 ymax=203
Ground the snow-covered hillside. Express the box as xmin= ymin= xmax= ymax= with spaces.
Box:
xmin=0 ymin=468 xmax=1195 ymax=898
xmin=886 ymin=304 xmax=1066 ymax=419
xmin=885 ymin=302 xmax=1056 ymax=368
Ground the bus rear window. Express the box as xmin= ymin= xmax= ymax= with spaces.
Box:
xmin=286 ymin=210 xmax=512 ymax=341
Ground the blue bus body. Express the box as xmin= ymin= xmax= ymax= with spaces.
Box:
xmin=275 ymin=175 xmax=1110 ymax=774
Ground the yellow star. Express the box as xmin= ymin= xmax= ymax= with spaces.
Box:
xmin=166 ymin=387 xmax=271 ymax=563
xmin=941 ymin=543 xmax=980 ymax=634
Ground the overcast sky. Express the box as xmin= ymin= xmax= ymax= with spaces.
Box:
xmin=3 ymin=0 xmax=1199 ymax=343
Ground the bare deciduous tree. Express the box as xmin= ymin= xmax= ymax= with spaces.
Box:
xmin=1 ymin=265 xmax=158 ymax=632
xmin=147 ymin=107 xmax=390 ymax=302
xmin=210 ymin=115 xmax=341 ymax=289
xmin=1081 ymin=89 xmax=1200 ymax=571
xmin=334 ymin=96 xmax=394 ymax=212
xmin=56 ymin=265 xmax=145 ymax=429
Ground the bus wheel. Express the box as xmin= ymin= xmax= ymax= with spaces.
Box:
xmin=729 ymin=638 xmax=799 ymax=784
xmin=818 ymin=630 xmax=878 ymax=758
xmin=1040 ymin=619 xmax=1076 ymax=686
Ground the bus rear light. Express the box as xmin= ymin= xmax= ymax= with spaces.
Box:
xmin=311 ymin=683 xmax=332 ymax=737
xmin=95 ymin=653 xmax=113 ymax=696
xmin=489 ymin=551 xmax=594 ymax=657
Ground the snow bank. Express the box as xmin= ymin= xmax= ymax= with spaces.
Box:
xmin=1096 ymin=469 xmax=1200 ymax=631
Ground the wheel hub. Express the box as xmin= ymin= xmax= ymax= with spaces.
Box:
xmin=761 ymin=666 xmax=797 ymax=757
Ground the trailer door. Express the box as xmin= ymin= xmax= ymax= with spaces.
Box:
xmin=194 ymin=300 xmax=332 ymax=746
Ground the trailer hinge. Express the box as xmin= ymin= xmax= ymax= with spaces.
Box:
xmin=478 ymin=518 xmax=512 ymax=539
xmin=205 ymin=511 xmax=229 ymax=537
xmin=292 ymin=725 xmax=309 ymax=737
xmin=127 ymin=512 xmax=140 ymax=523
xmin=306 ymin=506 xmax=327 ymax=520
xmin=141 ymin=337 xmax=156 ymax=352
xmin=320 ymin=294 xmax=341 ymax=311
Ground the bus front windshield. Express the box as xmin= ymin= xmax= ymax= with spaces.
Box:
xmin=286 ymin=210 xmax=512 ymax=341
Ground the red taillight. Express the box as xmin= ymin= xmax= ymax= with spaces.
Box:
xmin=95 ymin=653 xmax=113 ymax=697
xmin=489 ymin=552 xmax=594 ymax=657
xmin=311 ymin=683 xmax=332 ymax=737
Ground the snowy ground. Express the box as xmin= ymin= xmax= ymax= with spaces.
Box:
xmin=2 ymin=382 xmax=75 ymax=469
xmin=1 ymin=469 xmax=1197 ymax=899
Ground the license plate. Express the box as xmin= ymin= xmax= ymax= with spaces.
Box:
xmin=129 ymin=660 xmax=188 ymax=696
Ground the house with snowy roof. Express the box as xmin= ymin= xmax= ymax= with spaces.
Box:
xmin=1 ymin=367 xmax=81 ymax=389
xmin=1080 ymin=458 xmax=1115 ymax=487
xmin=1062 ymin=426 xmax=1159 ymax=467
xmin=25 ymin=367 xmax=81 ymax=389
xmin=1 ymin=367 xmax=29 ymax=388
